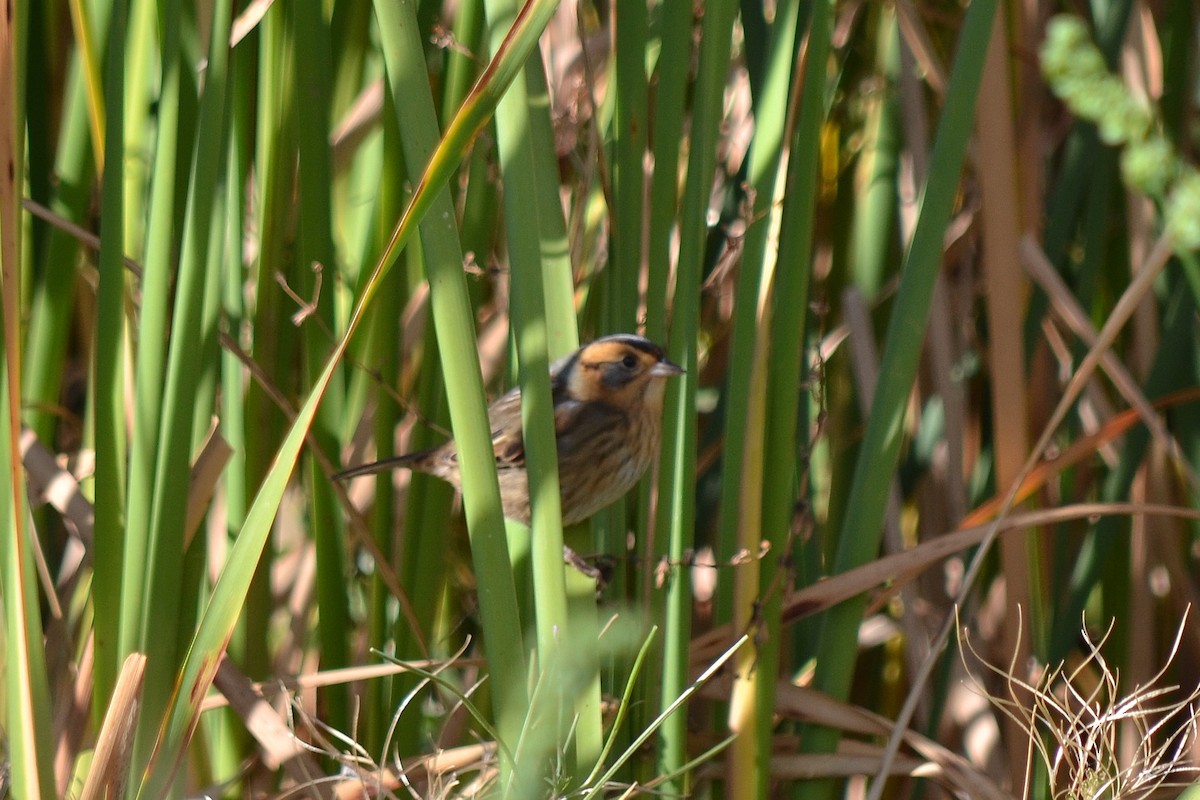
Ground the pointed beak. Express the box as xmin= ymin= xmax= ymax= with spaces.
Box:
xmin=651 ymin=359 xmax=685 ymax=377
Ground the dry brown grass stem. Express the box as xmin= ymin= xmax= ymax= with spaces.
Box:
xmin=79 ymin=653 xmax=146 ymax=800
xmin=1020 ymin=235 xmax=1200 ymax=497
xmin=691 ymin=502 xmax=1200 ymax=665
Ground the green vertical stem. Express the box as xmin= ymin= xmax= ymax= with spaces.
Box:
xmin=755 ymin=0 xmax=830 ymax=795
xmin=850 ymin=13 xmax=900 ymax=301
xmin=92 ymin=0 xmax=130 ymax=717
xmin=720 ymin=0 xmax=812 ymax=794
xmin=640 ymin=25 xmax=691 ymax=772
xmin=213 ymin=54 xmax=254 ymax=775
xmin=595 ymin=3 xmax=644 ymax=607
xmin=655 ymin=0 xmax=738 ymax=791
xmin=362 ymin=90 xmax=417 ymax=757
xmin=713 ymin=0 xmax=800 ymax=619
xmin=490 ymin=53 xmax=570 ymax=799
xmin=636 ymin=3 xmax=691 ymax=772
xmin=292 ymin=0 xmax=351 ymax=731
xmin=117 ymin=0 xmax=194 ymax=774
xmin=644 ymin=0 xmax=691 ymax=348
xmin=121 ymin=0 xmax=157 ymax=260
xmin=443 ymin=0 xmax=486 ymax=127
xmin=23 ymin=42 xmax=95 ymax=445
xmin=611 ymin=0 xmax=647 ymax=324
xmin=243 ymin=0 xmax=293 ymax=620
xmin=483 ymin=0 xmax=589 ymax=781
xmin=247 ymin=18 xmax=304 ymax=759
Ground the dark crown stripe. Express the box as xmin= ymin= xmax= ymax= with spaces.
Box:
xmin=594 ymin=333 xmax=663 ymax=359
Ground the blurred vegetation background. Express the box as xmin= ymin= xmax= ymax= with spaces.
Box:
xmin=4 ymin=0 xmax=1200 ymax=797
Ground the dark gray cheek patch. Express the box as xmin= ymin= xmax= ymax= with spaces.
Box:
xmin=602 ymin=365 xmax=637 ymax=389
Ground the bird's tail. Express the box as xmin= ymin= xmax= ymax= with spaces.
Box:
xmin=332 ymin=449 xmax=433 ymax=481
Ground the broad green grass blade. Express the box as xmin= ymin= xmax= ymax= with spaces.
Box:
xmin=120 ymin=0 xmax=156 ymax=260
xmin=373 ymin=0 xmax=524 ymax=781
xmin=633 ymin=7 xmax=690 ymax=775
xmin=850 ymin=13 xmax=901 ymax=300
xmin=644 ymin=0 xmax=691 ymax=347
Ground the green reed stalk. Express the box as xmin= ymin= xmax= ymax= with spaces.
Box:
xmin=92 ymin=0 xmax=130 ymax=727
xmin=655 ymin=0 xmax=739 ymax=791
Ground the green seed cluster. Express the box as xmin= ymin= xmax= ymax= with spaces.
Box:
xmin=1041 ymin=17 xmax=1150 ymax=145
xmin=1041 ymin=15 xmax=1200 ymax=251
xmin=1166 ymin=173 xmax=1200 ymax=251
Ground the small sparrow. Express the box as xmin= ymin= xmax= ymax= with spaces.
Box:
xmin=337 ymin=334 xmax=684 ymax=526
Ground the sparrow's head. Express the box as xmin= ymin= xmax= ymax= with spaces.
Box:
xmin=557 ymin=334 xmax=684 ymax=408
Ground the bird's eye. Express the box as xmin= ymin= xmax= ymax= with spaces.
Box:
xmin=622 ymin=354 xmax=638 ymax=369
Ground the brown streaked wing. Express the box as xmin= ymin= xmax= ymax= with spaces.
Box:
xmin=552 ymin=398 xmax=626 ymax=459
xmin=485 ymin=388 xmax=526 ymax=470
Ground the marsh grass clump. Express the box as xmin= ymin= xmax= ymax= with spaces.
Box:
xmin=962 ymin=613 xmax=1200 ymax=800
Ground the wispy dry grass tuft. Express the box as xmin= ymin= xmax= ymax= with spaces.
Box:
xmin=962 ymin=609 xmax=1200 ymax=800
